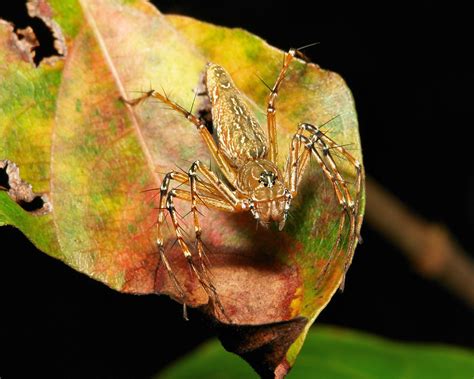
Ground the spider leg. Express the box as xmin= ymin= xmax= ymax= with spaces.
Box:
xmin=167 ymin=189 xmax=222 ymax=312
xmin=305 ymin=123 xmax=364 ymax=289
xmin=157 ymin=164 xmax=245 ymax=321
xmin=156 ymin=171 xmax=189 ymax=319
xmin=304 ymin=134 xmax=350 ymax=247
xmin=166 ymin=186 xmax=232 ymax=320
xmin=307 ymin=125 xmax=364 ymax=289
xmin=123 ymin=90 xmax=239 ymax=186
xmin=173 ymin=189 xmax=238 ymax=212
xmin=285 ymin=130 xmax=347 ymax=274
xmin=266 ymin=47 xmax=310 ymax=163
xmin=194 ymin=160 xmax=247 ymax=309
xmin=302 ymin=123 xmax=364 ymax=244
xmin=155 ymin=170 xmax=216 ymax=319
xmin=284 ymin=123 xmax=364 ymax=290
xmin=311 ymin=141 xmax=356 ymax=291
xmin=266 ymin=48 xmax=297 ymax=163
xmin=164 ymin=171 xmax=221 ymax=199
xmin=170 ymin=160 xmax=247 ymax=274
xmin=188 ymin=160 xmax=245 ymax=209
xmin=285 ymin=124 xmax=311 ymax=193
xmin=189 ymin=160 xmax=248 ymax=319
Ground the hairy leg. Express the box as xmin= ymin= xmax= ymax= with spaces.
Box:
xmin=284 ymin=122 xmax=364 ymax=289
xmin=123 ymin=90 xmax=239 ymax=186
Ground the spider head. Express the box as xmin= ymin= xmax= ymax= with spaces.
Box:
xmin=238 ymin=160 xmax=292 ymax=230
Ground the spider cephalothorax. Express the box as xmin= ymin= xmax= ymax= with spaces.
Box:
xmin=236 ymin=159 xmax=290 ymax=230
xmin=126 ymin=47 xmax=364 ymax=320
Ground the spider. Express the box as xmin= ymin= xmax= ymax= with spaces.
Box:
xmin=126 ymin=47 xmax=364 ymax=320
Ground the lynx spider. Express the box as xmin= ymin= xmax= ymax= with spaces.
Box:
xmin=126 ymin=47 xmax=364 ymax=320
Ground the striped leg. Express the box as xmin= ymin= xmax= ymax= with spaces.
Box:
xmin=156 ymin=165 xmax=245 ymax=321
xmin=266 ymin=48 xmax=298 ymax=162
xmin=285 ymin=123 xmax=364 ymax=289
xmin=155 ymin=172 xmax=189 ymax=318
xmin=266 ymin=46 xmax=314 ymax=163
xmin=123 ymin=90 xmax=239 ymax=186
xmin=302 ymin=123 xmax=364 ymax=247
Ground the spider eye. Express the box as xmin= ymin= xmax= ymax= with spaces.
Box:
xmin=259 ymin=171 xmax=276 ymax=187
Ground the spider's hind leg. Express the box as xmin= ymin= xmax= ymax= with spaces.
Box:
xmin=266 ymin=48 xmax=297 ymax=163
xmin=266 ymin=46 xmax=314 ymax=163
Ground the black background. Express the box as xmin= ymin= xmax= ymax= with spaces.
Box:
xmin=1 ymin=1 xmax=473 ymax=378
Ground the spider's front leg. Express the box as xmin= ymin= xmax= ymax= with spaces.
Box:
xmin=187 ymin=160 xmax=245 ymax=273
xmin=157 ymin=163 xmax=245 ymax=321
xmin=302 ymin=123 xmax=364 ymax=247
xmin=155 ymin=171 xmax=189 ymax=318
xmin=284 ymin=123 xmax=364 ymax=289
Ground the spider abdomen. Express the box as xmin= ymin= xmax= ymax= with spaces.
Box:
xmin=206 ymin=63 xmax=268 ymax=168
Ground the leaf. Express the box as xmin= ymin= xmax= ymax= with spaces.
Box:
xmin=0 ymin=0 xmax=364 ymax=376
xmin=158 ymin=326 xmax=474 ymax=379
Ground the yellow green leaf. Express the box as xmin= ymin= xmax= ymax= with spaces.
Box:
xmin=0 ymin=0 xmax=364 ymax=375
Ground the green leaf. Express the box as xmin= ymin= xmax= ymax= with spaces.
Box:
xmin=0 ymin=0 xmax=364 ymax=375
xmin=158 ymin=326 xmax=474 ymax=379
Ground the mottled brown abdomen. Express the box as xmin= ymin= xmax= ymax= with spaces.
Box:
xmin=206 ymin=63 xmax=268 ymax=168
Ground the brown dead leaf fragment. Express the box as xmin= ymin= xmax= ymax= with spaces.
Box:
xmin=0 ymin=160 xmax=51 ymax=215
xmin=15 ymin=26 xmax=39 ymax=61
xmin=6 ymin=22 xmax=37 ymax=64
xmin=214 ymin=316 xmax=308 ymax=378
